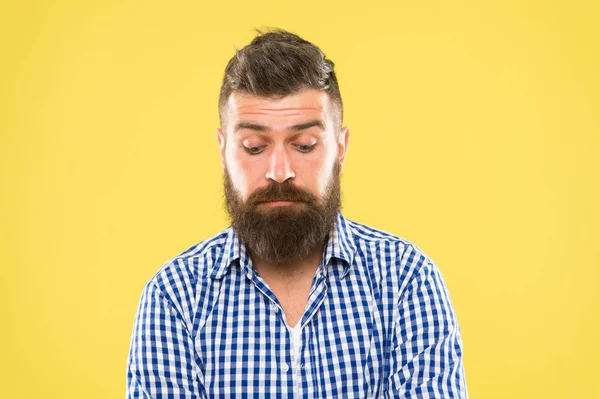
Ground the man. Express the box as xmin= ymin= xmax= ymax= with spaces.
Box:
xmin=126 ymin=29 xmax=467 ymax=398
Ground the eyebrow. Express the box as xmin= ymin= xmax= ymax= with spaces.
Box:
xmin=234 ymin=120 xmax=325 ymax=133
xmin=291 ymin=120 xmax=325 ymax=131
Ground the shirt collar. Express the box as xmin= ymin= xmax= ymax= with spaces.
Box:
xmin=209 ymin=212 xmax=357 ymax=280
xmin=208 ymin=226 xmax=245 ymax=279
xmin=322 ymin=213 xmax=357 ymax=278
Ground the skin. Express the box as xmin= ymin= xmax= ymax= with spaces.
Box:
xmin=216 ymin=88 xmax=350 ymax=327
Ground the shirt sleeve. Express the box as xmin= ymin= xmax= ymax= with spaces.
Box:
xmin=386 ymin=260 xmax=468 ymax=398
xmin=126 ymin=280 xmax=206 ymax=399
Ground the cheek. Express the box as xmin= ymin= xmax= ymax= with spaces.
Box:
xmin=224 ymin=149 xmax=248 ymax=197
xmin=296 ymin=154 xmax=335 ymax=196
xmin=316 ymin=163 xmax=334 ymax=195
xmin=225 ymin=150 xmax=265 ymax=200
xmin=317 ymin=144 xmax=339 ymax=194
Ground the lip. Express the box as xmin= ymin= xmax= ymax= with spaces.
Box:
xmin=260 ymin=200 xmax=298 ymax=207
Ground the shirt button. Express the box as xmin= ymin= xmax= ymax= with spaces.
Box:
xmin=282 ymin=363 xmax=289 ymax=372
xmin=271 ymin=304 xmax=279 ymax=313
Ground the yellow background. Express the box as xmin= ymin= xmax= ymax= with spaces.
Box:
xmin=1 ymin=1 xmax=598 ymax=398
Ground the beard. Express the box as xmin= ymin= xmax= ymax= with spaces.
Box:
xmin=223 ymin=162 xmax=341 ymax=264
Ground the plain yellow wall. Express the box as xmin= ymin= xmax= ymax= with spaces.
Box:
xmin=1 ymin=1 xmax=598 ymax=398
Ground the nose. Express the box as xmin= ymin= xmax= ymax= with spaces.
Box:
xmin=265 ymin=146 xmax=295 ymax=183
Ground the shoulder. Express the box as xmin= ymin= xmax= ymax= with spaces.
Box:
xmin=343 ymin=217 xmax=437 ymax=294
xmin=343 ymin=217 xmax=458 ymax=324
xmin=139 ymin=227 xmax=232 ymax=313
xmin=345 ymin=217 xmax=433 ymax=266
xmin=151 ymin=227 xmax=230 ymax=285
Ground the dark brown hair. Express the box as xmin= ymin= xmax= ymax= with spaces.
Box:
xmin=218 ymin=28 xmax=343 ymax=130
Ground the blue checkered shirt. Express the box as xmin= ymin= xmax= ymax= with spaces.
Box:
xmin=126 ymin=213 xmax=467 ymax=398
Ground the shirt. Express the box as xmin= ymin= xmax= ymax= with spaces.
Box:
xmin=126 ymin=213 xmax=468 ymax=398
xmin=289 ymin=322 xmax=303 ymax=395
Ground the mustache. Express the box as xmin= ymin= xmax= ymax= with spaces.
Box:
xmin=246 ymin=181 xmax=317 ymax=206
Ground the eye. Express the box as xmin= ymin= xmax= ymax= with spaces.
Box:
xmin=244 ymin=145 xmax=265 ymax=155
xmin=295 ymin=143 xmax=316 ymax=153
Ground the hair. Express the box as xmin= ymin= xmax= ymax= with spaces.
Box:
xmin=218 ymin=28 xmax=343 ymax=131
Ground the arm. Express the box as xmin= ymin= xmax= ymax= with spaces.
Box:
xmin=126 ymin=281 xmax=206 ymax=399
xmin=387 ymin=261 xmax=468 ymax=398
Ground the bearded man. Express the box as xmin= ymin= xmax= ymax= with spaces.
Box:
xmin=126 ymin=29 xmax=468 ymax=399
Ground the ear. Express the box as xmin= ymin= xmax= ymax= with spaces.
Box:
xmin=337 ymin=126 xmax=350 ymax=172
xmin=216 ymin=128 xmax=226 ymax=171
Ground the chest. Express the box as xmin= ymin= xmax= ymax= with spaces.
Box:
xmin=194 ymin=269 xmax=397 ymax=398
xmin=266 ymin=277 xmax=312 ymax=328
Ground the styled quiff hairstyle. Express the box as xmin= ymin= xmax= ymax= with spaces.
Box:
xmin=218 ymin=28 xmax=343 ymax=131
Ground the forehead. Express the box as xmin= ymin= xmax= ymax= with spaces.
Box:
xmin=225 ymin=89 xmax=333 ymax=129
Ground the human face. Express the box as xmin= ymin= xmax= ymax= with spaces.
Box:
xmin=216 ymin=89 xmax=349 ymax=206
xmin=217 ymin=89 xmax=350 ymax=263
